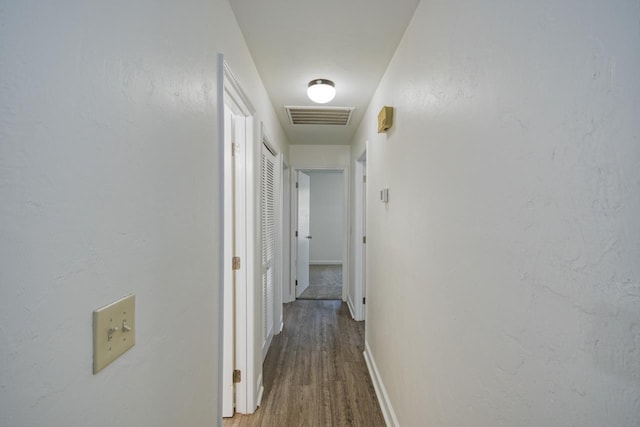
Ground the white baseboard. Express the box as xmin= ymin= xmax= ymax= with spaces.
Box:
xmin=363 ymin=341 xmax=399 ymax=427
xmin=347 ymin=295 xmax=364 ymax=321
xmin=309 ymin=261 xmax=343 ymax=265
xmin=347 ymin=296 xmax=357 ymax=320
xmin=255 ymin=374 xmax=264 ymax=408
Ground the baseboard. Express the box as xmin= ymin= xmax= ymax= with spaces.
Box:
xmin=363 ymin=341 xmax=400 ymax=427
xmin=256 ymin=374 xmax=264 ymax=408
xmin=347 ymin=295 xmax=365 ymax=321
xmin=309 ymin=261 xmax=343 ymax=265
xmin=347 ymin=296 xmax=357 ymax=320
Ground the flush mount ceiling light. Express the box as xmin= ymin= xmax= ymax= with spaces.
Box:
xmin=307 ymin=79 xmax=336 ymax=104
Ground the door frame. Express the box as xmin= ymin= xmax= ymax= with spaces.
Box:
xmin=285 ymin=168 xmax=297 ymax=303
xmin=294 ymin=171 xmax=311 ymax=298
xmin=218 ymin=55 xmax=259 ymax=417
xmin=290 ymin=167 xmax=349 ymax=302
xmin=352 ymin=146 xmax=368 ymax=321
xmin=280 ymin=161 xmax=292 ymax=308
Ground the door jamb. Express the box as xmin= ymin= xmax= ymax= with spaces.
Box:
xmin=218 ymin=54 xmax=259 ymax=416
xmin=290 ymin=166 xmax=349 ymax=302
xmin=279 ymin=159 xmax=291 ymax=322
xmin=352 ymin=146 xmax=368 ymax=321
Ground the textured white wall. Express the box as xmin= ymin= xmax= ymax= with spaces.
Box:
xmin=308 ymin=171 xmax=344 ymax=263
xmin=289 ymin=144 xmax=350 ymax=169
xmin=0 ymin=1 xmax=287 ymax=426
xmin=353 ymin=0 xmax=640 ymax=425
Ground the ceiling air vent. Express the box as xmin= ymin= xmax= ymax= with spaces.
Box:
xmin=285 ymin=106 xmax=354 ymax=126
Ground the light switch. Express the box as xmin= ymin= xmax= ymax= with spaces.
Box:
xmin=380 ymin=188 xmax=389 ymax=203
xmin=93 ymin=294 xmax=135 ymax=374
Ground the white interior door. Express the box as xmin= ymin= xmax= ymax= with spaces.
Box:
xmin=296 ymin=171 xmax=311 ymax=297
xmin=261 ymin=144 xmax=278 ymax=359
xmin=222 ymin=104 xmax=250 ymax=417
xmin=222 ymin=106 xmax=236 ymax=417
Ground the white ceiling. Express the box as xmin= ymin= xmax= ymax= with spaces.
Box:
xmin=229 ymin=0 xmax=421 ymax=146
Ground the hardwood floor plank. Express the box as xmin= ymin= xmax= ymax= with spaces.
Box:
xmin=223 ymin=300 xmax=385 ymax=427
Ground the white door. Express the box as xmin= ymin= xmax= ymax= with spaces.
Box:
xmin=222 ymin=106 xmax=236 ymax=417
xmin=296 ymin=171 xmax=311 ymax=297
xmin=261 ymin=144 xmax=278 ymax=359
xmin=222 ymin=104 xmax=244 ymax=417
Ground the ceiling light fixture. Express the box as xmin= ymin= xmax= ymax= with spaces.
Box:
xmin=307 ymin=79 xmax=336 ymax=104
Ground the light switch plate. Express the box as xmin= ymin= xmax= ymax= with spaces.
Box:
xmin=93 ymin=294 xmax=135 ymax=374
xmin=380 ymin=188 xmax=389 ymax=203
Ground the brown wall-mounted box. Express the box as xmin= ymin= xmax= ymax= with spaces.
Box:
xmin=378 ymin=106 xmax=394 ymax=133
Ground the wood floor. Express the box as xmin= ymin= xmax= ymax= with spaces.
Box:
xmin=223 ymin=300 xmax=385 ymax=427
xmin=298 ymin=265 xmax=343 ymax=300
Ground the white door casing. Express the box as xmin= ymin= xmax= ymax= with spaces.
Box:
xmin=219 ymin=55 xmax=258 ymax=417
xmin=281 ymin=164 xmax=293 ymax=304
xmin=280 ymin=161 xmax=291 ymax=310
xmin=295 ymin=171 xmax=311 ymax=297
xmin=361 ymin=161 xmax=367 ymax=321
xmin=352 ymin=149 xmax=367 ymax=321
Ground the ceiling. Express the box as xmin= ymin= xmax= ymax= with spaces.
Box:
xmin=229 ymin=0 xmax=421 ymax=146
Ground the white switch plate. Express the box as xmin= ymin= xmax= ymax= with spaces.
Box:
xmin=93 ymin=294 xmax=136 ymax=374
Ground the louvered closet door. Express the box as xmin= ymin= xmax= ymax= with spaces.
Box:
xmin=261 ymin=144 xmax=279 ymax=358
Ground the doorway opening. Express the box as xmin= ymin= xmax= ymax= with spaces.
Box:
xmin=292 ymin=169 xmax=347 ymax=302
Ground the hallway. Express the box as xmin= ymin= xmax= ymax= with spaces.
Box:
xmin=224 ymin=300 xmax=384 ymax=427
xmin=4 ymin=1 xmax=640 ymax=426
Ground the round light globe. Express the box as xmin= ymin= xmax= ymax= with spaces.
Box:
xmin=307 ymin=79 xmax=336 ymax=104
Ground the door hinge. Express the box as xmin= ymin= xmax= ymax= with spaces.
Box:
xmin=363 ymin=297 xmax=366 ymax=304
xmin=363 ymin=175 xmax=367 ymax=183
xmin=295 ymin=279 xmax=298 ymax=286
xmin=231 ymin=143 xmax=237 ymax=157
xmin=233 ymin=369 xmax=241 ymax=383
xmin=363 ymin=236 xmax=366 ymax=244
xmin=232 ymin=256 xmax=241 ymax=270
xmin=295 ymin=230 xmax=298 ymax=237
xmin=296 ymin=182 xmax=299 ymax=189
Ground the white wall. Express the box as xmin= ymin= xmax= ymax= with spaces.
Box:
xmin=307 ymin=171 xmax=344 ymax=264
xmin=289 ymin=144 xmax=350 ymax=169
xmin=0 ymin=1 xmax=287 ymax=426
xmin=353 ymin=1 xmax=640 ymax=426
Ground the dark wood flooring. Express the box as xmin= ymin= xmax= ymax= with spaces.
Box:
xmin=223 ymin=300 xmax=385 ymax=427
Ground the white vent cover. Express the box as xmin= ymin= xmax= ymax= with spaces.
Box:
xmin=285 ymin=106 xmax=354 ymax=126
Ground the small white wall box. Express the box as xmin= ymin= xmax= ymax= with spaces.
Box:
xmin=378 ymin=106 xmax=394 ymax=133
xmin=380 ymin=188 xmax=389 ymax=203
